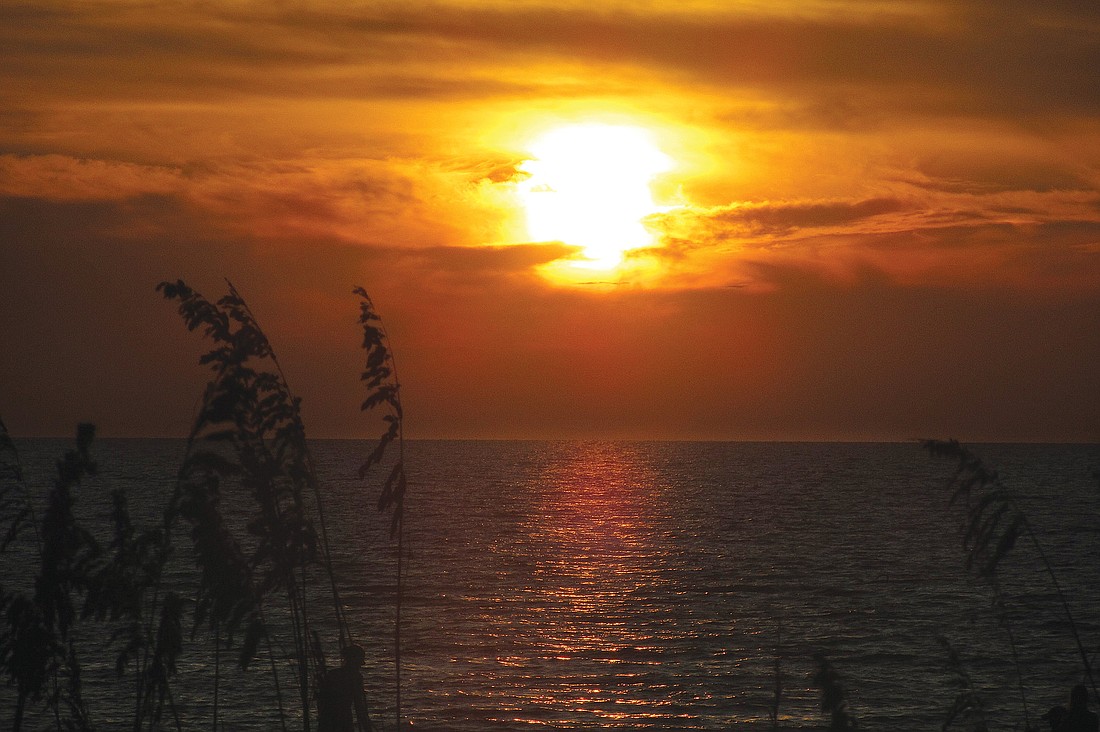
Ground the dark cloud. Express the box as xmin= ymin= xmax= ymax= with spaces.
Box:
xmin=642 ymin=189 xmax=1100 ymax=295
xmin=401 ymin=242 xmax=579 ymax=274
xmin=651 ymin=197 xmax=911 ymax=245
xmin=705 ymin=197 xmax=909 ymax=235
xmin=291 ymin=3 xmax=1100 ymax=125
xmin=908 ymin=159 xmax=1095 ymax=195
xmin=1 ymin=2 xmax=1096 ymax=127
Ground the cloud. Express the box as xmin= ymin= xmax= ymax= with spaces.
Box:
xmin=0 ymin=149 xmax=535 ymax=257
xmin=0 ymin=154 xmax=185 ymax=200
xmin=645 ymin=187 xmax=1100 ymax=292
xmin=400 ymin=242 xmax=578 ymax=273
xmin=662 ymin=197 xmax=910 ymax=237
xmin=2 ymin=1 xmax=1096 ymax=128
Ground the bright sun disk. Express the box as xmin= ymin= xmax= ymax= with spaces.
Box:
xmin=517 ymin=124 xmax=673 ymax=270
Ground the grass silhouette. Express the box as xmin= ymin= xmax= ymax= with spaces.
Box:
xmin=0 ymin=281 xmax=405 ymax=731
xmin=926 ymin=439 xmax=1097 ymax=724
xmin=355 ymin=285 xmax=407 ymax=731
xmin=797 ymin=441 xmax=1097 ymax=732
xmin=0 ymin=420 xmax=98 ymax=729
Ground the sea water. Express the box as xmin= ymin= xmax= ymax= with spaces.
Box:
xmin=4 ymin=440 xmax=1098 ymax=730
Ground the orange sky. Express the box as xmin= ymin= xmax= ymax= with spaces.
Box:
xmin=1 ymin=0 xmax=1098 ymax=441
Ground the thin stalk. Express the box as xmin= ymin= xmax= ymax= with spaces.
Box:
xmin=137 ymin=522 xmax=177 ymax=732
xmin=1019 ymin=514 xmax=1097 ymax=702
xmin=263 ymin=465 xmax=311 ymax=731
xmin=770 ymin=618 xmax=782 ymax=732
xmin=232 ymin=279 xmax=348 ymax=701
xmin=395 ymin=515 xmax=403 ymax=732
xmin=307 ymin=462 xmax=349 ymax=647
xmin=135 ymin=435 xmax=196 ymax=732
xmin=309 ymin=475 xmax=348 ymax=645
xmin=393 ymin=419 xmax=404 ymax=732
xmin=50 ymin=630 xmax=62 ymax=728
xmin=1004 ymin=616 xmax=1030 ymax=730
xmin=986 ymin=573 xmax=1032 ymax=729
xmin=13 ymin=689 xmax=25 ymax=732
xmin=377 ymin=304 xmax=405 ymax=732
xmin=355 ymin=286 xmax=405 ymax=730
xmin=214 ymin=624 xmax=220 ymax=732
xmin=137 ymin=415 xmax=201 ymax=731
xmin=267 ymin=468 xmax=310 ymax=732
xmin=294 ymin=569 xmax=311 ymax=732
xmin=260 ymin=605 xmax=289 ymax=732
xmin=132 ymin=644 xmax=144 ymax=732
xmin=167 ymin=679 xmax=182 ymax=732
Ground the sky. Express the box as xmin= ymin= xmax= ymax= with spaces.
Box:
xmin=1 ymin=0 xmax=1098 ymax=442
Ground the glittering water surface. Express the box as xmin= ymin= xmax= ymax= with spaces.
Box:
xmin=6 ymin=440 xmax=1100 ymax=730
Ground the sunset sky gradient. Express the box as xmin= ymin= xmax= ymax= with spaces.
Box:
xmin=2 ymin=0 xmax=1098 ymax=441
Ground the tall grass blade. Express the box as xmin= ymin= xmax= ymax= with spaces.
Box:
xmin=354 ymin=286 xmax=406 ymax=730
xmin=938 ymin=636 xmax=989 ymax=732
xmin=160 ymin=278 xmax=353 ymax=730
xmin=924 ymin=439 xmax=1097 ymax=704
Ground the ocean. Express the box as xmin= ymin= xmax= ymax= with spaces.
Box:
xmin=3 ymin=439 xmax=1099 ymax=730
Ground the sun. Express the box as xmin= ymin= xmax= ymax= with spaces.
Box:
xmin=516 ymin=123 xmax=673 ymax=271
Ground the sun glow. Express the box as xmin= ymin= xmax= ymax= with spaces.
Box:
xmin=517 ymin=124 xmax=673 ymax=271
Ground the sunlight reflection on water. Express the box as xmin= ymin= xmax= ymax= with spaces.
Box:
xmin=517 ymin=443 xmax=686 ymax=726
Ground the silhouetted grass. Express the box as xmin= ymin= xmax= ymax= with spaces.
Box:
xmin=0 ymin=281 xmax=405 ymax=731
xmin=355 ymin=285 xmax=406 ymax=730
xmin=939 ymin=635 xmax=990 ymax=732
xmin=925 ymin=439 xmax=1097 ymax=711
xmin=800 ymin=440 xmax=1095 ymax=732
xmin=769 ymin=618 xmax=783 ymax=732
xmin=0 ymin=421 xmax=99 ymax=730
xmin=160 ymin=278 xmax=333 ymax=727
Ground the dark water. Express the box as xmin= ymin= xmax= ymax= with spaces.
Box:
xmin=4 ymin=440 xmax=1099 ymax=730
